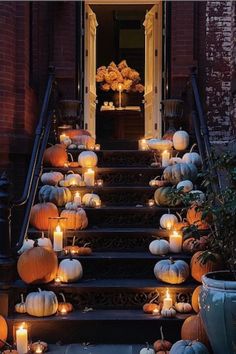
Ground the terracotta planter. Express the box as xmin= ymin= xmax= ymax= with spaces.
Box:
xmin=200 ymin=271 xmax=236 ymax=354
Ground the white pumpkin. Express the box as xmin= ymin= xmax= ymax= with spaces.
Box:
xmin=68 ymin=143 xmax=77 ymax=149
xmin=147 ymin=139 xmax=173 ymax=151
xmin=65 ymin=202 xmax=80 ymax=210
xmin=173 ymin=129 xmax=189 ymax=151
xmin=139 ymin=344 xmax=155 ymax=354
xmin=37 ymin=233 xmax=52 ymax=249
xmin=169 ymin=157 xmax=182 ymax=165
xmin=161 ymin=307 xmax=176 ymax=317
xmin=154 ymin=259 xmax=190 ymax=284
xmin=41 ymin=171 xmax=64 ymax=186
xmin=82 ymin=193 xmax=101 ymax=207
xmin=170 ymin=340 xmax=209 ymax=354
xmin=61 ymin=137 xmax=72 ymax=147
xmin=160 ymin=213 xmax=178 ymax=229
xmin=25 ymin=289 xmax=58 ymax=317
xmin=64 ymin=172 xmax=82 ymax=186
xmin=182 ymin=144 xmax=202 ymax=168
xmin=78 ymin=151 xmax=98 ymax=168
xmin=18 ymin=237 xmax=34 ymax=254
xmin=177 ymin=180 xmax=194 ymax=193
xmin=189 ymin=190 xmax=205 ymax=205
xmin=149 ymin=239 xmax=170 ymax=255
xmin=57 ymin=258 xmax=83 ymax=283
xmin=175 ymin=302 xmax=192 ymax=313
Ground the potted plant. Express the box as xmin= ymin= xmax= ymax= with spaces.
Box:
xmin=173 ymin=152 xmax=236 ymax=354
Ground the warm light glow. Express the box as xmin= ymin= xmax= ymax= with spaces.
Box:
xmin=97 ymin=179 xmax=103 ymax=187
xmin=75 ymin=192 xmax=80 ymax=198
xmin=60 ymin=307 xmax=68 ymax=314
xmin=94 ymin=144 xmax=100 ymax=151
xmin=172 ymin=230 xmax=181 ymax=237
xmin=56 ymin=225 xmax=61 ymax=233
xmin=165 ymin=288 xmax=170 ymax=300
xmin=166 ymin=221 xmax=172 ymax=230
xmin=87 ymin=168 xmax=94 ymax=173
xmin=152 ymin=308 xmax=159 ymax=315
xmin=162 ymin=150 xmax=170 ymax=167
xmin=138 ymin=138 xmax=149 ymax=151
xmin=118 ymin=83 xmax=122 ymax=91
xmin=16 ymin=322 xmax=28 ymax=354
xmin=54 ymin=276 xmax=61 ymax=284
xmin=169 ymin=230 xmax=182 ymax=253
xmin=148 ymin=199 xmax=155 ymax=207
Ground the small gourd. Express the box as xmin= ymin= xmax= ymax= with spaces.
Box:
xmin=182 ymin=144 xmax=202 ymax=168
xmin=177 ymin=180 xmax=193 ymax=193
xmin=161 ymin=307 xmax=176 ymax=318
xmin=18 ymin=237 xmax=34 ymax=254
xmin=174 ymin=302 xmax=192 ymax=313
xmin=37 ymin=232 xmax=52 ymax=249
xmin=173 ymin=129 xmax=189 ymax=151
xmin=153 ymin=326 xmax=172 ymax=352
xmin=64 ymin=171 xmax=82 ymax=186
xmin=57 ymin=256 xmax=83 ymax=283
xmin=68 ymin=143 xmax=77 ymax=150
xmin=160 ymin=211 xmax=178 ymax=229
xmin=143 ymin=293 xmax=160 ymax=314
xmin=65 ymin=202 xmax=80 ymax=210
xmin=139 ymin=343 xmax=155 ymax=354
xmin=82 ymin=193 xmax=101 ymax=207
xmin=15 ymin=294 xmax=26 ymax=314
xmin=58 ymin=293 xmax=73 ymax=313
xmin=61 ymin=137 xmax=72 ymax=147
xmin=149 ymin=239 xmax=170 ymax=256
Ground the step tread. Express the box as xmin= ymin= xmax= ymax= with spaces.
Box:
xmin=13 ymin=278 xmax=197 ymax=289
xmin=8 ymin=309 xmax=191 ymax=322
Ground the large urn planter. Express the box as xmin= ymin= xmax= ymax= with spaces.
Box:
xmin=200 ymin=271 xmax=236 ymax=354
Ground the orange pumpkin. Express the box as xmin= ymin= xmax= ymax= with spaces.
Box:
xmin=192 ymin=285 xmax=202 ymax=313
xmin=186 ymin=205 xmax=209 ymax=230
xmin=58 ymin=293 xmax=73 ymax=313
xmin=153 ymin=326 xmax=172 ymax=352
xmin=2 ymin=350 xmax=18 ymax=354
xmin=30 ymin=202 xmax=59 ymax=230
xmin=0 ymin=315 xmax=8 ymax=348
xmin=183 ymin=237 xmax=208 ymax=254
xmin=43 ymin=144 xmax=68 ymax=167
xmin=190 ymin=251 xmax=223 ymax=283
xmin=66 ymin=129 xmax=91 ymax=139
xmin=17 ymin=244 xmax=58 ymax=284
xmin=181 ymin=314 xmax=210 ymax=349
xmin=143 ymin=303 xmax=160 ymax=314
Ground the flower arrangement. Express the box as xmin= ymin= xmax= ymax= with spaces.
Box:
xmin=96 ymin=60 xmax=144 ymax=93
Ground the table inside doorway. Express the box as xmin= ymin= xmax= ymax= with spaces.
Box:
xmin=97 ymin=107 xmax=144 ymax=140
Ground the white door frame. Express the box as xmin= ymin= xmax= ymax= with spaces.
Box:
xmin=84 ymin=0 xmax=163 ymax=139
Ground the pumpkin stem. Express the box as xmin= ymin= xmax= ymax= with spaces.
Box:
xmin=154 ymin=175 xmax=160 ymax=180
xmin=38 ymin=288 xmax=42 ymax=292
xmin=169 ymin=257 xmax=175 ymax=264
xmin=190 ymin=143 xmax=197 ymax=153
xmin=72 ymin=236 xmax=76 ymax=246
xmin=83 ymin=242 xmax=91 ymax=247
xmin=176 ymin=212 xmax=182 ymax=222
xmin=20 ymin=293 xmax=24 ymax=303
xmin=59 ymin=293 xmax=66 ymax=303
xmin=67 ymin=170 xmax=75 ymax=175
xmin=146 ymin=342 xmax=149 ymax=350
xmin=160 ymin=325 xmax=164 ymax=341
xmin=67 ymin=152 xmax=74 ymax=162
xmin=41 ymin=231 xmax=45 ymax=239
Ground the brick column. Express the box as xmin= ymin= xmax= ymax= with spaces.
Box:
xmin=205 ymin=1 xmax=236 ymax=144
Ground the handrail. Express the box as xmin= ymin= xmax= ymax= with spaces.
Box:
xmin=13 ymin=67 xmax=55 ymax=207
xmin=14 ymin=67 xmax=58 ymax=251
xmin=190 ymin=68 xmax=221 ymax=192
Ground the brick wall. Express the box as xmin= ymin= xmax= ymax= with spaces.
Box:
xmin=205 ymin=1 xmax=236 ymax=144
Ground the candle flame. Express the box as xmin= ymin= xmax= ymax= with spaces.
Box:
xmin=55 ymin=225 xmax=61 ymax=233
xmin=75 ymin=191 xmax=80 ymax=197
xmin=166 ymin=221 xmax=172 ymax=230
xmin=165 ymin=288 xmax=170 ymax=299
xmin=172 ymin=230 xmax=181 ymax=237
xmin=87 ymin=168 xmax=94 ymax=173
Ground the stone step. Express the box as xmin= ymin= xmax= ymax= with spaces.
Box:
xmin=7 ymin=310 xmax=191 ymax=344
xmin=28 ymin=227 xmax=168 ymax=251
xmin=43 ymin=167 xmax=164 ymax=186
xmin=11 ymin=279 xmax=197 ymax=311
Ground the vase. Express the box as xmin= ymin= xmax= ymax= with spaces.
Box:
xmin=59 ymin=100 xmax=80 ymax=124
xmin=200 ymin=271 xmax=236 ymax=354
xmin=161 ymin=99 xmax=183 ymax=135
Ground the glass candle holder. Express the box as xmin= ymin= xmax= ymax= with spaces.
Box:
xmin=31 ymin=340 xmax=48 ymax=353
xmin=96 ymin=179 xmax=104 ymax=187
xmin=13 ymin=322 xmax=31 ymax=354
xmin=48 ymin=217 xmax=67 ymax=252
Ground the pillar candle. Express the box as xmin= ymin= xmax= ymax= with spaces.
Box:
xmin=162 ymin=150 xmax=170 ymax=167
xmin=169 ymin=231 xmax=182 ymax=253
xmin=74 ymin=192 xmax=81 ymax=206
xmin=84 ymin=169 xmax=95 ymax=186
xmin=16 ymin=325 xmax=28 ymax=354
xmin=138 ymin=139 xmax=149 ymax=151
xmin=53 ymin=225 xmax=63 ymax=252
xmin=162 ymin=289 xmax=173 ymax=310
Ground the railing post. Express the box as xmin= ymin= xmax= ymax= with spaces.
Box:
xmin=0 ymin=172 xmax=16 ymax=284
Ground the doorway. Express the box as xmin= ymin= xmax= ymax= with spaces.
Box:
xmin=84 ymin=1 xmax=163 ymax=147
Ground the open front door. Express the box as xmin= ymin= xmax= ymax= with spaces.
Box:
xmin=143 ymin=3 xmax=162 ymax=138
xmin=84 ymin=4 xmax=98 ymax=138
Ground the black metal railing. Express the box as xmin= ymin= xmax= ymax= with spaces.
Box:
xmin=190 ymin=68 xmax=221 ymax=193
xmin=13 ymin=67 xmax=58 ymax=251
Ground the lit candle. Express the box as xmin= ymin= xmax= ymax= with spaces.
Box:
xmin=97 ymin=179 xmax=103 ymax=187
xmin=169 ymin=230 xmax=182 ymax=253
xmin=166 ymin=221 xmax=172 ymax=230
xmin=152 ymin=308 xmax=160 ymax=316
xmin=94 ymin=144 xmax=101 ymax=151
xmin=59 ymin=134 xmax=69 ymax=143
xmin=74 ymin=191 xmax=81 ymax=206
xmin=162 ymin=289 xmax=173 ymax=310
xmin=16 ymin=323 xmax=28 ymax=354
xmin=59 ymin=306 xmax=68 ymax=315
xmin=148 ymin=199 xmax=155 ymax=207
xmin=162 ymin=150 xmax=170 ymax=167
xmin=53 ymin=224 xmax=63 ymax=252
xmin=118 ymin=83 xmax=122 ymax=109
xmin=138 ymin=139 xmax=149 ymax=151
xmin=84 ymin=168 xmax=95 ymax=186
xmin=54 ymin=276 xmax=61 ymax=284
